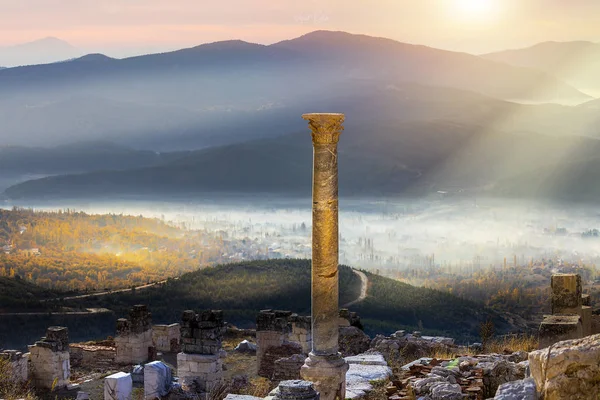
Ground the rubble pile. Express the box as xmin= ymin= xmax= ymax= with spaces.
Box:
xmin=383 ymin=351 xmax=528 ymax=400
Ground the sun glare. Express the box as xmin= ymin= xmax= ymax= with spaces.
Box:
xmin=451 ymin=0 xmax=499 ymax=22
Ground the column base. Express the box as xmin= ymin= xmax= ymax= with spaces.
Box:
xmin=300 ymin=352 xmax=348 ymax=400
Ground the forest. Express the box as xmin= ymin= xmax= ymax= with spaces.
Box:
xmin=0 ymin=207 xmax=231 ymax=290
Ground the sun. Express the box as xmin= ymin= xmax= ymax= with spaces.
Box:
xmin=452 ymin=0 xmax=499 ymax=22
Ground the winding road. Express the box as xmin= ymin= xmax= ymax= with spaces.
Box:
xmin=42 ymin=278 xmax=177 ymax=302
xmin=343 ymin=269 xmax=369 ymax=307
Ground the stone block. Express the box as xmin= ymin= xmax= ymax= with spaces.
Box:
xmin=104 ymin=372 xmax=132 ymax=400
xmin=551 ymin=274 xmax=582 ymax=314
xmin=177 ymin=352 xmax=223 ymax=393
xmin=144 ymin=361 xmax=172 ymax=399
xmin=530 ymin=333 xmax=600 ymax=399
xmin=538 ymin=315 xmax=582 ymax=349
xmin=272 ymin=380 xmax=320 ymax=400
xmin=494 ymin=378 xmax=538 ymax=399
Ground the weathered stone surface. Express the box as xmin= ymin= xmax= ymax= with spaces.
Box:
xmin=529 ymin=333 xmax=600 ymax=400
xmin=104 ymin=371 xmax=132 ymax=400
xmin=273 ymin=354 xmax=306 ymax=381
xmin=345 ymin=353 xmax=387 ymax=366
xmin=494 ymin=378 xmax=538 ymax=400
xmin=260 ymin=342 xmax=303 ymax=379
xmin=115 ymin=329 xmax=153 ymax=365
xmin=480 ymin=359 xmax=526 ymax=398
xmin=70 ymin=343 xmax=115 ymax=369
xmin=301 ymin=353 xmax=348 ymax=400
xmin=177 ymin=351 xmax=224 ymax=393
xmin=152 ymin=323 xmax=181 ymax=353
xmin=273 ymin=380 xmax=319 ymax=400
xmin=225 ymin=395 xmax=263 ymax=400
xmin=429 ymin=382 xmax=462 ymax=400
xmin=551 ymin=274 xmax=582 ymax=314
xmin=0 ymin=350 xmax=28 ymax=383
xmin=144 ymin=361 xmax=172 ymax=399
xmin=538 ymin=314 xmax=582 ymax=349
xmin=116 ymin=306 xmax=154 ymax=365
xmin=345 ymin=353 xmax=392 ymax=399
xmin=180 ymin=310 xmax=224 ymax=355
xmin=29 ymin=327 xmax=71 ymax=390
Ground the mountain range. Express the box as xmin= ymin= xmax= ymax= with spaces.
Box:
xmin=2 ymin=30 xmax=600 ymax=202
xmin=0 ymin=31 xmax=591 ymax=150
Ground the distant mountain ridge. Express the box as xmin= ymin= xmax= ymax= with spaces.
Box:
xmin=0 ymin=37 xmax=82 ymax=67
xmin=0 ymin=31 xmax=591 ymax=148
xmin=482 ymin=41 xmax=600 ymax=92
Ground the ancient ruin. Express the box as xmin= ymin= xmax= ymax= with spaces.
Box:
xmin=257 ymin=310 xmax=311 ymax=379
xmin=538 ymin=273 xmax=597 ymax=348
xmin=28 ymin=326 xmax=71 ymax=390
xmin=300 ymin=113 xmax=348 ymax=400
xmin=115 ymin=304 xmax=154 ymax=365
xmin=152 ymin=323 xmax=181 ymax=353
xmin=177 ymin=309 xmax=226 ymax=394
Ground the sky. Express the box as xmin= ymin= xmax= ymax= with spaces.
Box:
xmin=0 ymin=0 xmax=599 ymax=56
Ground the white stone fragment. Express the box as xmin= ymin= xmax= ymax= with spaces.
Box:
xmin=104 ymin=372 xmax=133 ymax=400
xmin=144 ymin=361 xmax=172 ymax=399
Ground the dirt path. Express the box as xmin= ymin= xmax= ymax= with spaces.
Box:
xmin=42 ymin=277 xmax=178 ymax=302
xmin=343 ymin=269 xmax=368 ymax=307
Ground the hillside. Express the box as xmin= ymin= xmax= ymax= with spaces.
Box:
xmin=6 ymin=111 xmax=600 ymax=201
xmin=0 ymin=141 xmax=188 ymax=175
xmin=0 ymin=276 xmax=60 ymax=312
xmin=0 ymin=208 xmax=237 ymax=290
xmin=0 ymin=30 xmax=589 ymax=149
xmin=69 ymin=259 xmax=515 ymax=341
xmin=482 ymin=41 xmax=600 ymax=92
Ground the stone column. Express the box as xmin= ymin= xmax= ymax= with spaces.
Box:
xmin=300 ymin=113 xmax=348 ymax=400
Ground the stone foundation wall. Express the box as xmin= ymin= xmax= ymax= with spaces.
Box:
xmin=260 ymin=342 xmax=303 ymax=379
xmin=28 ymin=326 xmax=71 ymax=390
xmin=289 ymin=315 xmax=312 ymax=355
xmin=177 ymin=310 xmax=225 ymax=393
xmin=0 ymin=350 xmax=28 ymax=383
xmin=152 ymin=323 xmax=181 ymax=353
xmin=273 ymin=354 xmax=305 ymax=381
xmin=177 ymin=352 xmax=224 ymax=392
xmin=69 ymin=344 xmax=115 ymax=369
xmin=115 ymin=305 xmax=153 ymax=365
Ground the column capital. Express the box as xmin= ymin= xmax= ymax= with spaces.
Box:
xmin=302 ymin=113 xmax=345 ymax=145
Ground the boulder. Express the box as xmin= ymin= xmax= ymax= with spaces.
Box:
xmin=234 ymin=340 xmax=257 ymax=354
xmin=494 ymin=378 xmax=538 ymax=400
xmin=529 ymin=333 xmax=600 ymax=400
xmin=429 ymin=382 xmax=463 ymax=400
xmin=480 ymin=359 xmax=526 ymax=398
